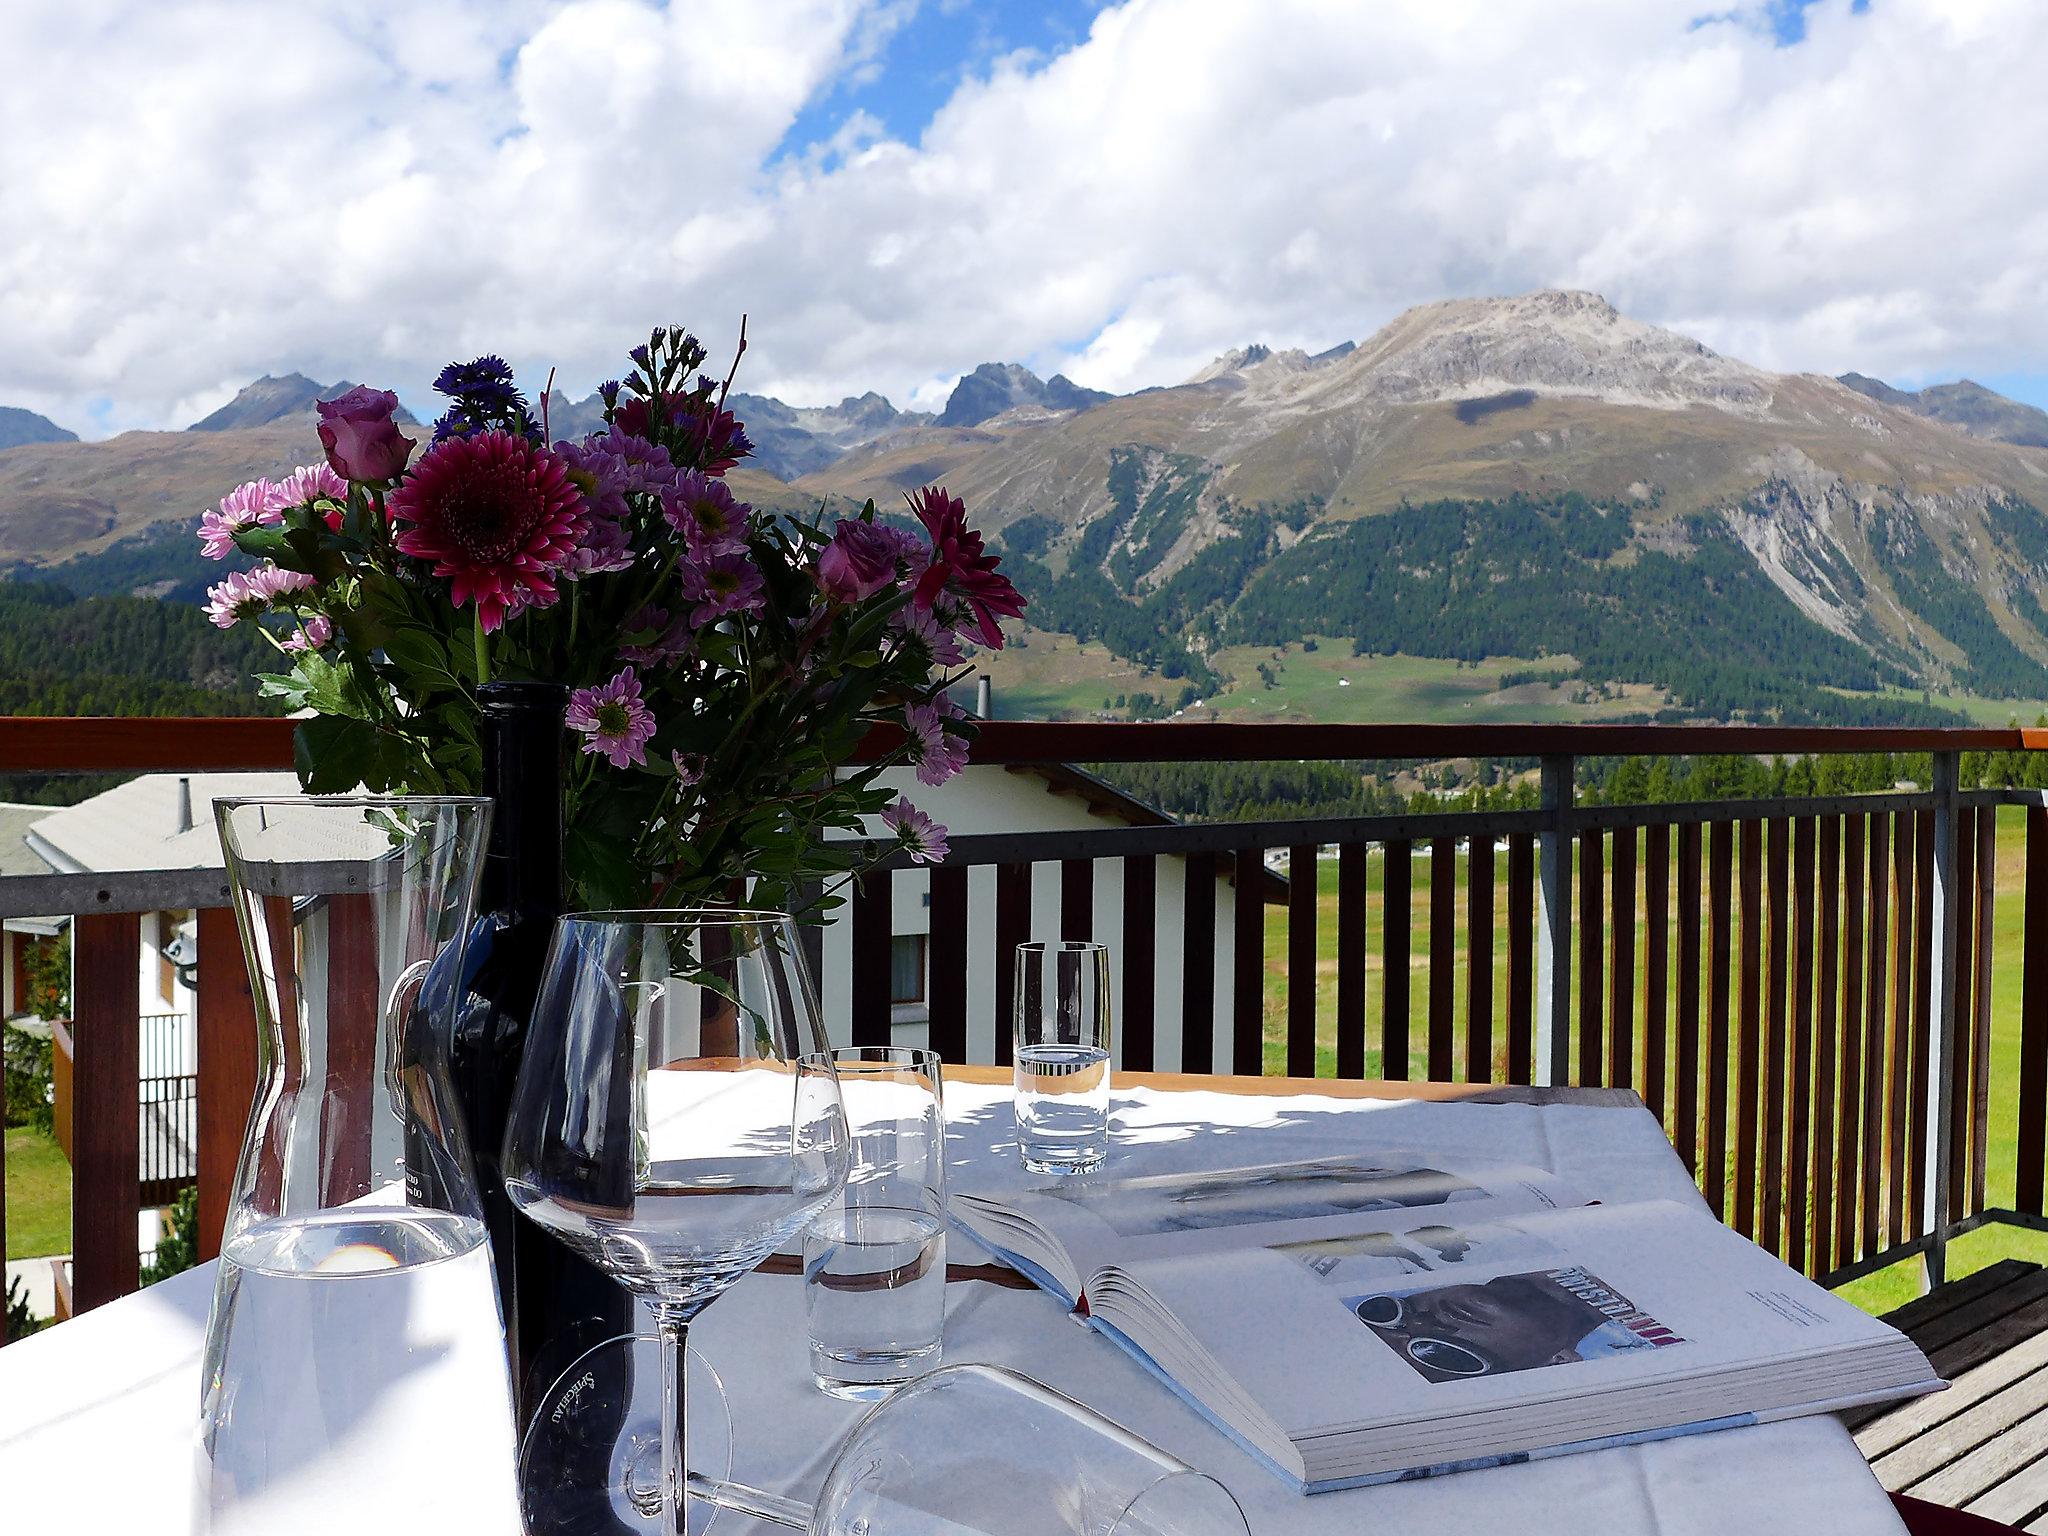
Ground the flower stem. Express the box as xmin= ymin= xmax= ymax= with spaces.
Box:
xmin=474 ymin=610 xmax=492 ymax=686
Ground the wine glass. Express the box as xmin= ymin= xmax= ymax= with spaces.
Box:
xmin=503 ymin=909 xmax=849 ymax=1535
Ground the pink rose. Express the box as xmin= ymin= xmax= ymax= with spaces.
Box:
xmin=816 ymin=519 xmax=905 ymax=604
xmin=316 ymin=386 xmax=416 ymax=483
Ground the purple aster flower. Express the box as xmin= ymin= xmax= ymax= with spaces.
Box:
xmin=566 ymin=666 xmax=657 ymax=769
xmin=680 ymin=550 xmax=766 ymax=626
xmin=618 ymin=604 xmax=692 ymax=667
xmin=662 ymin=471 xmax=749 ymax=555
xmin=888 ymin=603 xmax=968 ymax=668
xmin=629 ymin=344 xmax=652 ymax=370
xmin=282 ymin=614 xmax=334 ymax=653
xmin=903 ymin=702 xmax=969 ymax=787
xmin=881 ymin=797 xmax=949 ymax=865
xmin=598 ymin=379 xmax=621 ymax=409
xmin=600 ymin=425 xmax=678 ymax=494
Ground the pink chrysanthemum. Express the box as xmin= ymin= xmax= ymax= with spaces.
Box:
xmin=662 ymin=471 xmax=749 ymax=555
xmin=281 ymin=614 xmax=334 ymax=653
xmin=671 ymin=751 xmax=706 ymax=790
xmin=553 ymin=437 xmax=637 ymax=579
xmin=881 ymin=797 xmax=949 ymax=865
xmin=903 ymin=702 xmax=969 ymax=787
xmin=618 ymin=603 xmax=692 ymax=667
xmin=680 ymin=550 xmax=766 ymax=627
xmin=269 ymin=463 xmax=348 ymax=510
xmin=566 ymin=666 xmax=657 ymax=769
xmin=388 ymin=430 xmax=583 ymax=633
xmin=600 ymin=425 xmax=679 ymax=494
xmin=198 ymin=477 xmax=284 ymax=559
xmin=203 ymin=563 xmax=317 ymax=629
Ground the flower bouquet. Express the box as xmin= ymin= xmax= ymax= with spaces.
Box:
xmin=196 ymin=326 xmax=1024 ymax=909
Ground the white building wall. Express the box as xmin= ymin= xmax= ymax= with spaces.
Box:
xmin=817 ymin=766 xmax=1242 ymax=1071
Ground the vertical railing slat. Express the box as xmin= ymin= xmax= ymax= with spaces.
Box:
xmin=72 ymin=912 xmax=141 ymax=1312
xmin=1288 ymin=844 xmax=1319 ymax=1078
xmin=1336 ymin=843 xmax=1367 ymax=1080
xmin=1610 ymin=826 xmax=1637 ymax=1092
xmin=993 ymin=862 xmax=1030 ymax=1069
xmin=850 ymin=872 xmax=893 ymax=1049
xmin=1736 ymin=818 xmax=1764 ymax=1240
xmin=2019 ymin=806 xmax=2048 ymax=1216
xmin=1676 ymin=823 xmax=1704 ymax=1176
xmin=1181 ymin=853 xmax=1216 ymax=1075
xmin=928 ymin=864 xmax=970 ymax=1064
xmin=1507 ymin=834 xmax=1535 ymax=1085
xmin=1761 ymin=819 xmax=1791 ymax=1259
xmin=1948 ymin=806 xmax=1977 ymax=1223
xmin=1836 ymin=813 xmax=1867 ymax=1268
xmin=321 ymin=894 xmax=379 ymax=1209
xmin=1060 ymin=858 xmax=1093 ymax=942
xmin=1788 ymin=817 xmax=1817 ymax=1275
xmin=1814 ymin=816 xmax=1842 ymax=1278
xmin=1971 ymin=807 xmax=1996 ymax=1217
xmin=1428 ymin=837 xmax=1456 ymax=1082
xmin=1644 ymin=822 xmax=1670 ymax=1124
xmin=1232 ymin=847 xmax=1266 ymax=1076
xmin=1909 ymin=809 xmax=1936 ymax=1243
xmin=195 ymin=904 xmax=259 ymax=1264
xmin=1706 ymin=821 xmax=1735 ymax=1221
xmin=1862 ymin=813 xmax=1891 ymax=1262
xmin=1467 ymin=836 xmax=1496 ymax=1084
xmin=1383 ymin=840 xmax=1412 ymax=1080
xmin=1888 ymin=812 xmax=1916 ymax=1250
xmin=1579 ymin=827 xmax=1605 ymax=1086
xmin=1121 ymin=856 xmax=1157 ymax=1073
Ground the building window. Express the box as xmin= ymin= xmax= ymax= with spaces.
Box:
xmin=890 ymin=935 xmax=927 ymax=1005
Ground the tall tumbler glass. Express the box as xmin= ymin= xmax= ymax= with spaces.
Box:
xmin=204 ymin=795 xmax=513 ymax=1536
xmin=806 ymin=1046 xmax=947 ymax=1398
xmin=1013 ymin=941 xmax=1113 ymax=1175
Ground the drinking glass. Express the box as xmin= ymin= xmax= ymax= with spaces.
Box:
xmin=805 ymin=1046 xmax=947 ymax=1398
xmin=502 ymin=910 xmax=849 ymax=1536
xmin=204 ymin=796 xmax=512 ymax=1536
xmin=1013 ymin=941 xmax=1113 ymax=1175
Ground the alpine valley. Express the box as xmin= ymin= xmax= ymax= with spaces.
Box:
xmin=10 ymin=290 xmax=2048 ymax=729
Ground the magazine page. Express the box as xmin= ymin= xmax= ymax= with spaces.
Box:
xmin=1102 ymin=1197 xmax=1936 ymax=1447
xmin=951 ymin=1153 xmax=1583 ymax=1305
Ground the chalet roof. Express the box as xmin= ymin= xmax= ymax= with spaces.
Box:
xmin=0 ymin=802 xmax=58 ymax=879
xmin=26 ymin=772 xmax=299 ymax=875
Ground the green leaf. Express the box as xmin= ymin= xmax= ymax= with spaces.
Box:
xmin=295 ymin=715 xmax=379 ymax=794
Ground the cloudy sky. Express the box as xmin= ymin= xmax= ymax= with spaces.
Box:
xmin=2 ymin=0 xmax=2043 ymax=437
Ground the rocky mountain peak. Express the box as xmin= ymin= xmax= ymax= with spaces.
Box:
xmin=188 ymin=373 xmax=419 ymax=432
xmin=0 ymin=405 xmax=78 ymax=451
xmin=939 ymin=362 xmax=1110 ymax=428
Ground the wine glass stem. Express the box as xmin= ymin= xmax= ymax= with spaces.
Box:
xmin=660 ymin=1315 xmax=689 ymax=1534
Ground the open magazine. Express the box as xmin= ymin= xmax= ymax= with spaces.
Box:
xmin=952 ymin=1155 xmax=1941 ymax=1492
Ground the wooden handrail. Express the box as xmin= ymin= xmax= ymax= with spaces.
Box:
xmin=0 ymin=714 xmax=2039 ymax=779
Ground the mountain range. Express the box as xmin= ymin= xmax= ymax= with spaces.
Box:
xmin=10 ymin=289 xmax=2048 ymax=726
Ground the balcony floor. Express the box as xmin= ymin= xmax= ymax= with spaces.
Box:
xmin=1854 ymin=1260 xmax=2048 ymax=1528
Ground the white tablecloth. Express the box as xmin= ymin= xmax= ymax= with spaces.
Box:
xmin=0 ymin=1080 xmax=1911 ymax=1534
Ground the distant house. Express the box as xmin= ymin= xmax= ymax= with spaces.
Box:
xmin=0 ymin=801 xmax=61 ymax=1021
xmin=815 ymin=762 xmax=1280 ymax=1068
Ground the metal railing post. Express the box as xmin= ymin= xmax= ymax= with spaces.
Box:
xmin=1536 ymin=754 xmax=1575 ymax=1086
xmin=1925 ymin=751 xmax=1960 ymax=1288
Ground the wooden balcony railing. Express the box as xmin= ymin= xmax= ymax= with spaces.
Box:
xmin=3 ymin=715 xmax=2046 ymax=1336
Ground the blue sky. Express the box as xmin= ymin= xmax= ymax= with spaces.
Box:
xmin=4 ymin=0 xmax=2045 ymax=432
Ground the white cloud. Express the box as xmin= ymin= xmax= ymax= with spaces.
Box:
xmin=2 ymin=0 xmax=2046 ymax=436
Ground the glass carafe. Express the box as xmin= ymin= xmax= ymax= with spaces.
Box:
xmin=199 ymin=795 xmax=512 ymax=1535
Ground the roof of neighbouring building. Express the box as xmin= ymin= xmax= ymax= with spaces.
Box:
xmin=0 ymin=802 xmax=58 ymax=879
xmin=26 ymin=772 xmax=299 ymax=874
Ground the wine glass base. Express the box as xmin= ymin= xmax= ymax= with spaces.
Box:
xmin=519 ymin=1331 xmax=732 ymax=1536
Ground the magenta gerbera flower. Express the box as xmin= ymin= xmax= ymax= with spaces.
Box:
xmin=903 ymin=702 xmax=969 ymax=787
xmin=566 ymin=666 xmax=657 ymax=769
xmin=680 ymin=550 xmax=766 ymax=626
xmin=662 ymin=471 xmax=749 ymax=555
xmin=908 ymin=484 xmax=1026 ymax=649
xmin=388 ymin=430 xmax=583 ymax=633
xmin=881 ymin=797 xmax=949 ymax=865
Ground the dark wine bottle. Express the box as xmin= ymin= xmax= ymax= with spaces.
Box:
xmin=452 ymin=680 xmax=632 ymax=1423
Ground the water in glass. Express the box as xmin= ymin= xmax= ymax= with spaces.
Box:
xmin=1013 ymin=941 xmax=1113 ymax=1175
xmin=804 ymin=1204 xmax=947 ymax=1394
